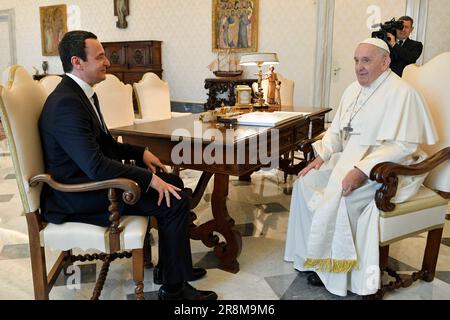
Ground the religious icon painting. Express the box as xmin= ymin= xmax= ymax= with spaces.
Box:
xmin=212 ymin=0 xmax=259 ymax=52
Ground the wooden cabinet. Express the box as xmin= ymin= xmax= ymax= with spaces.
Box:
xmin=102 ymin=40 xmax=163 ymax=84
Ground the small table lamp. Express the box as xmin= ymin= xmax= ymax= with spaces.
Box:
xmin=240 ymin=53 xmax=279 ymax=107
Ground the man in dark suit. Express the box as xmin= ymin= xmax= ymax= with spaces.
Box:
xmin=39 ymin=30 xmax=217 ymax=300
xmin=387 ymin=16 xmax=423 ymax=77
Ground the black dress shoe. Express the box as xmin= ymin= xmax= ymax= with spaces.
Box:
xmin=153 ymin=267 xmax=207 ymax=285
xmin=307 ymin=273 xmax=325 ymax=287
xmin=158 ymin=282 xmax=218 ymax=300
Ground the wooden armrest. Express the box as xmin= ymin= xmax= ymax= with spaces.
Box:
xmin=369 ymin=147 xmax=450 ymax=212
xmin=30 ymin=174 xmax=141 ymax=205
xmin=298 ymin=133 xmax=325 ymax=156
xmin=30 ymin=174 xmax=142 ymax=253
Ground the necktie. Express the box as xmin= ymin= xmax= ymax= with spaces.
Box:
xmin=91 ymin=93 xmax=108 ymax=133
xmin=398 ymin=40 xmax=404 ymax=46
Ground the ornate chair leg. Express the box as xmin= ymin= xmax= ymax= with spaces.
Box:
xmin=143 ymin=221 xmax=154 ymax=269
xmin=422 ymin=227 xmax=443 ymax=282
xmin=90 ymin=255 xmax=112 ymax=300
xmin=132 ymin=249 xmax=145 ymax=300
xmin=30 ymin=246 xmax=49 ymax=300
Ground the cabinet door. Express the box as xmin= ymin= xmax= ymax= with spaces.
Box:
xmin=103 ymin=43 xmax=127 ymax=70
xmin=127 ymin=44 xmax=150 ymax=69
xmin=127 ymin=42 xmax=161 ymax=69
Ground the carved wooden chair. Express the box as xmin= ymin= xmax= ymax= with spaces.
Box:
xmin=38 ymin=75 xmax=62 ymax=97
xmin=368 ymin=52 xmax=450 ymax=299
xmin=0 ymin=65 xmax=148 ymax=300
xmin=94 ymin=74 xmax=135 ymax=129
xmin=300 ymin=52 xmax=450 ymax=299
xmin=133 ymin=72 xmax=191 ymax=123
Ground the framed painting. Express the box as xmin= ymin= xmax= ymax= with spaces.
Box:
xmin=39 ymin=4 xmax=68 ymax=56
xmin=212 ymin=0 xmax=259 ymax=52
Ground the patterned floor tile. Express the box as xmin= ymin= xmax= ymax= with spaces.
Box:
xmin=0 ymin=243 xmax=29 ymax=260
xmin=231 ymin=180 xmax=252 ymax=187
xmin=388 ymin=257 xmax=418 ymax=271
xmin=280 ymin=272 xmax=359 ymax=300
xmin=255 ymin=203 xmax=288 ymax=213
xmin=127 ymin=290 xmax=159 ymax=300
xmin=192 ymin=251 xmax=221 ymax=269
xmin=441 ymin=238 xmax=450 ymax=247
xmin=234 ymin=222 xmax=255 ymax=236
xmin=54 ymin=263 xmax=97 ymax=287
xmin=0 ymin=194 xmax=14 ymax=202
xmin=264 ymin=273 xmax=297 ymax=298
xmin=435 ymin=271 xmax=450 ymax=285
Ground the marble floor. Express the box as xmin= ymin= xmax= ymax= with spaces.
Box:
xmin=0 ymin=138 xmax=449 ymax=300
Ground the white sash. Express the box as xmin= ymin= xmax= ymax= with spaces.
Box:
xmin=304 ymin=136 xmax=370 ymax=272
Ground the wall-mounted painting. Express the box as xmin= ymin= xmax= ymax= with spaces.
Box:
xmin=40 ymin=4 xmax=68 ymax=56
xmin=212 ymin=0 xmax=259 ymax=52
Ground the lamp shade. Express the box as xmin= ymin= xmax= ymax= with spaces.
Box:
xmin=239 ymin=53 xmax=279 ymax=66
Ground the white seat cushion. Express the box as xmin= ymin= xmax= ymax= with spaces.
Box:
xmin=40 ymin=216 xmax=148 ymax=252
xmin=379 ymin=186 xmax=448 ymax=245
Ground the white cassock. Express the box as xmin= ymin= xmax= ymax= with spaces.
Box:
xmin=284 ymin=70 xmax=438 ymax=296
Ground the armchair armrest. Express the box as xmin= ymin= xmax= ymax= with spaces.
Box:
xmin=29 ymin=174 xmax=142 ymax=253
xmin=369 ymin=147 xmax=450 ymax=212
xmin=29 ymin=174 xmax=141 ymax=205
xmin=298 ymin=132 xmax=325 ymax=160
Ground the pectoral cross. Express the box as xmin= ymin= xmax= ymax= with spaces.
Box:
xmin=342 ymin=122 xmax=353 ymax=140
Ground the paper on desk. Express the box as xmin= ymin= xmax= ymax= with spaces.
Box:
xmin=236 ymin=111 xmax=310 ymax=126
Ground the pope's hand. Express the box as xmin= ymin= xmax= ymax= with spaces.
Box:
xmin=143 ymin=149 xmax=168 ymax=174
xmin=298 ymin=156 xmax=324 ymax=177
xmin=342 ymin=167 xmax=367 ymax=196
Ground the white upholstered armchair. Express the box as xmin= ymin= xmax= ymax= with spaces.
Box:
xmin=367 ymin=52 xmax=450 ymax=298
xmin=0 ymin=65 xmax=149 ymax=300
xmin=38 ymin=75 xmax=62 ymax=97
xmin=133 ymin=72 xmax=191 ymax=123
xmin=94 ymin=74 xmax=136 ymax=129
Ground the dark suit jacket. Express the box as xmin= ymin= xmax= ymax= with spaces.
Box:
xmin=39 ymin=75 xmax=153 ymax=226
xmin=390 ymin=38 xmax=423 ymax=77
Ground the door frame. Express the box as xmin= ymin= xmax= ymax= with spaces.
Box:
xmin=0 ymin=9 xmax=17 ymax=71
xmin=313 ymin=0 xmax=428 ymax=120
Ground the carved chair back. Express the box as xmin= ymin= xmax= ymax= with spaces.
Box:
xmin=403 ymin=52 xmax=450 ymax=192
xmin=94 ymin=74 xmax=135 ymax=129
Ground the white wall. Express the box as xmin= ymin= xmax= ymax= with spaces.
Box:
xmin=1 ymin=0 xmax=448 ymax=106
xmin=0 ymin=0 xmax=318 ymax=108
xmin=423 ymin=0 xmax=450 ymax=62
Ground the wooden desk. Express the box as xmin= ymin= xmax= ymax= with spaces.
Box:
xmin=111 ymin=107 xmax=331 ymax=272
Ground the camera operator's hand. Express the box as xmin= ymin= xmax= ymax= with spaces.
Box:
xmin=386 ymin=32 xmax=396 ymax=47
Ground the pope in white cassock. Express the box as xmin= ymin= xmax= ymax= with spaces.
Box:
xmin=284 ymin=38 xmax=438 ymax=297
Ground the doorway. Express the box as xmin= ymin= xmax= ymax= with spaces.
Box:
xmin=327 ymin=0 xmax=407 ymax=120
xmin=0 ymin=9 xmax=17 ymax=83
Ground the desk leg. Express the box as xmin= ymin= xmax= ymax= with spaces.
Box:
xmin=190 ymin=173 xmax=242 ymax=273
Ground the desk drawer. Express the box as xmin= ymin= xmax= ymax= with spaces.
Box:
xmin=278 ymin=128 xmax=295 ymax=152
xmin=294 ymin=123 xmax=309 ymax=144
xmin=310 ymin=115 xmax=326 ymax=138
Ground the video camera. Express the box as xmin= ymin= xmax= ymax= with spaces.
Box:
xmin=371 ymin=18 xmax=404 ymax=44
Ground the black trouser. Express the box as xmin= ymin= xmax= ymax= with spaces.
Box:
xmin=121 ymin=172 xmax=194 ymax=285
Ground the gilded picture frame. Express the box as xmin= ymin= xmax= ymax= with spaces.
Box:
xmin=39 ymin=4 xmax=68 ymax=56
xmin=212 ymin=0 xmax=259 ymax=52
